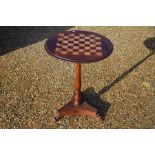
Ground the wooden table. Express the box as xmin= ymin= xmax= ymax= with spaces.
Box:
xmin=45 ymin=30 xmax=113 ymax=122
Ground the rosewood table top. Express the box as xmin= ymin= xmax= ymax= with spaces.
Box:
xmin=45 ymin=30 xmax=113 ymax=63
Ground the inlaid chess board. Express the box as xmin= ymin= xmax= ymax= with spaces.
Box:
xmin=55 ymin=32 xmax=102 ymax=57
xmin=45 ymin=30 xmax=113 ymax=63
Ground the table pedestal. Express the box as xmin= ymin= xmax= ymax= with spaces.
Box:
xmin=53 ymin=64 xmax=100 ymax=122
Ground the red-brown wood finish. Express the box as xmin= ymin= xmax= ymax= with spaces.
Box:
xmin=56 ymin=100 xmax=99 ymax=121
xmin=73 ymin=63 xmax=81 ymax=106
xmin=45 ymin=30 xmax=113 ymax=122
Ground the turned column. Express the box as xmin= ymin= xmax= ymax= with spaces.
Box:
xmin=73 ymin=63 xmax=81 ymax=106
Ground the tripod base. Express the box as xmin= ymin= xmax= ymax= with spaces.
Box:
xmin=53 ymin=99 xmax=100 ymax=122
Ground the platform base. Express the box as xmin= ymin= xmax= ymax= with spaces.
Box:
xmin=53 ymin=99 xmax=101 ymax=122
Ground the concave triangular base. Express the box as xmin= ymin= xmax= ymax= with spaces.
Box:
xmin=53 ymin=99 xmax=100 ymax=122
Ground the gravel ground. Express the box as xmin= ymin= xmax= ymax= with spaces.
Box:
xmin=0 ymin=26 xmax=155 ymax=129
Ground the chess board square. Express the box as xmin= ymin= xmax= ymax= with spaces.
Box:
xmin=96 ymin=47 xmax=102 ymax=50
xmin=62 ymin=45 xmax=68 ymax=49
xmin=57 ymin=43 xmax=61 ymax=47
xmin=90 ymin=53 xmax=97 ymax=56
xmin=79 ymin=34 xmax=85 ymax=37
xmin=85 ymin=38 xmax=90 ymax=41
xmin=74 ymin=41 xmax=79 ymax=44
xmin=85 ymin=52 xmax=91 ymax=56
xmin=79 ymin=38 xmax=85 ymax=42
xmin=95 ymin=37 xmax=101 ymax=40
xmin=85 ymin=41 xmax=90 ymax=44
xmin=90 ymin=44 xmax=96 ymax=47
xmin=79 ymin=49 xmax=84 ymax=52
xmin=90 ymin=39 xmax=95 ymax=42
xmin=75 ymin=36 xmax=80 ymax=39
xmin=74 ymin=49 xmax=79 ymax=52
xmin=68 ymin=48 xmax=73 ymax=52
xmin=79 ymin=44 xmax=85 ymax=47
xmin=91 ymin=46 xmax=97 ymax=49
xmin=69 ymin=36 xmax=75 ymax=39
xmin=74 ymin=44 xmax=79 ymax=46
xmin=60 ymin=51 xmax=67 ymax=55
xmin=56 ymin=48 xmax=61 ymax=52
xmin=85 ymin=44 xmax=91 ymax=47
xmin=73 ymin=46 xmax=79 ymax=50
xmin=85 ymin=36 xmax=90 ymax=39
xmin=63 ymin=40 xmax=68 ymax=44
xmin=68 ymin=43 xmax=74 ymax=46
xmin=62 ymin=42 xmax=68 ymax=45
xmin=69 ymin=38 xmax=74 ymax=42
xmin=58 ymin=38 xmax=63 ymax=41
xmin=68 ymin=41 xmax=74 ymax=44
xmin=72 ymin=52 xmax=79 ymax=55
xmin=74 ymin=38 xmax=79 ymax=41
xmin=96 ymin=52 xmax=102 ymax=56
xmin=85 ymin=46 xmax=90 ymax=50
xmin=64 ymin=36 xmax=69 ymax=39
xmin=69 ymin=34 xmax=75 ymax=36
xmin=90 ymin=49 xmax=96 ymax=53
xmin=96 ymin=42 xmax=101 ymax=45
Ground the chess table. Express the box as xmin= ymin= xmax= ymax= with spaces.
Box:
xmin=45 ymin=30 xmax=113 ymax=121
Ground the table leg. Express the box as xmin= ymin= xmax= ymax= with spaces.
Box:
xmin=73 ymin=63 xmax=81 ymax=106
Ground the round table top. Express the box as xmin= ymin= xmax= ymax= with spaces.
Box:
xmin=45 ymin=30 xmax=113 ymax=63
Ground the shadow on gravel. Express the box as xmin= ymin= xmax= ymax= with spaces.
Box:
xmin=144 ymin=37 xmax=155 ymax=51
xmin=81 ymin=87 xmax=111 ymax=119
xmin=0 ymin=26 xmax=73 ymax=56
xmin=98 ymin=37 xmax=155 ymax=94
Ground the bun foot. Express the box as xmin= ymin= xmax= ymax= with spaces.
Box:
xmin=53 ymin=115 xmax=61 ymax=122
